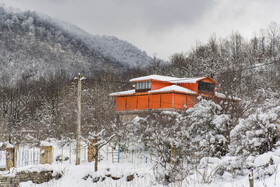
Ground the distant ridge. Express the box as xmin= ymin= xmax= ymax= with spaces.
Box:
xmin=0 ymin=5 xmax=153 ymax=84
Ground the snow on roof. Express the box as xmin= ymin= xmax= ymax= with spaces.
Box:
xmin=6 ymin=142 xmax=14 ymax=148
xmin=109 ymin=89 xmax=135 ymax=96
xmin=171 ymin=77 xmax=208 ymax=84
xmin=148 ymin=85 xmax=196 ymax=94
xmin=129 ymin=75 xmax=216 ymax=84
xmin=40 ymin=141 xmax=52 ymax=146
xmin=110 ymin=86 xmax=196 ymax=96
xmin=129 ymin=75 xmax=178 ymax=82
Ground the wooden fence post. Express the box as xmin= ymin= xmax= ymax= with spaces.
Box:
xmin=6 ymin=143 xmax=15 ymax=171
xmin=107 ymin=147 xmax=109 ymax=161
xmin=22 ymin=146 xmax=24 ymax=167
xmin=112 ymin=147 xmax=114 ymax=163
xmin=170 ymin=146 xmax=175 ymax=164
xmin=40 ymin=141 xmax=53 ymax=165
xmin=84 ymin=146 xmax=86 ymax=162
xmin=61 ymin=145 xmax=64 ymax=163
xmin=33 ymin=147 xmax=35 ymax=165
xmin=70 ymin=145 xmax=72 ymax=164
xmin=249 ymin=169 xmax=254 ymax=187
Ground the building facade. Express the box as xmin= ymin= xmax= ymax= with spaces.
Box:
xmin=110 ymin=75 xmax=235 ymax=114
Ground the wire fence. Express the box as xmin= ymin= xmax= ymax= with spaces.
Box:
xmin=0 ymin=142 xmax=151 ymax=169
xmin=54 ymin=143 xmax=88 ymax=164
xmin=0 ymin=150 xmax=6 ymax=169
xmin=16 ymin=146 xmax=40 ymax=167
xmin=100 ymin=145 xmax=149 ymax=164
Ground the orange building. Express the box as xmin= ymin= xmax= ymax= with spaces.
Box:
xmin=110 ymin=75 xmax=235 ymax=113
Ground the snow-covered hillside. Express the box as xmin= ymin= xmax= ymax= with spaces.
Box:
xmin=39 ymin=14 xmax=152 ymax=68
xmin=0 ymin=5 xmax=153 ymax=83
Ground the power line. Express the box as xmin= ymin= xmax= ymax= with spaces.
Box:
xmin=218 ymin=59 xmax=280 ymax=75
xmin=92 ymin=59 xmax=280 ymax=85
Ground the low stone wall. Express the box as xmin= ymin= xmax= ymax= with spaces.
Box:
xmin=0 ymin=170 xmax=62 ymax=187
xmin=83 ymin=173 xmax=135 ymax=183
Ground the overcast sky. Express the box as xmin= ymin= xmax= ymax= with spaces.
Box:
xmin=1 ymin=0 xmax=280 ymax=60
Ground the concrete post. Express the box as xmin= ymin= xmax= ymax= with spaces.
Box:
xmin=40 ymin=141 xmax=53 ymax=164
xmin=6 ymin=143 xmax=15 ymax=171
xmin=88 ymin=139 xmax=97 ymax=162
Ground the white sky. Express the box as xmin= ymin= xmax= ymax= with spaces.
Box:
xmin=1 ymin=0 xmax=280 ymax=60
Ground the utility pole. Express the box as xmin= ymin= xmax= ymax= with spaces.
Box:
xmin=75 ymin=73 xmax=85 ymax=165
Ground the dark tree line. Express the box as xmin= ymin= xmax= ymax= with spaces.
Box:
xmin=0 ymin=70 xmax=123 ymax=144
xmin=150 ymin=24 xmax=280 ymax=100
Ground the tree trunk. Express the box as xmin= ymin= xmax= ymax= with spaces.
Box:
xmin=94 ymin=148 xmax=98 ymax=172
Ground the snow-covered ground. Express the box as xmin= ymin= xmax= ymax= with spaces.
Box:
xmin=1 ymin=140 xmax=280 ymax=186
xmin=16 ymin=160 xmax=280 ymax=187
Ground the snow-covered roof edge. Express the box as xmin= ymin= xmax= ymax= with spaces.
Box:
xmin=109 ymin=85 xmax=197 ymax=96
xmin=109 ymin=89 xmax=135 ymax=96
xmin=129 ymin=75 xmax=177 ymax=82
xmin=148 ymin=85 xmax=196 ymax=94
xmin=6 ymin=142 xmax=14 ymax=148
xmin=40 ymin=141 xmax=52 ymax=146
xmin=171 ymin=77 xmax=218 ymax=84
xmin=129 ymin=75 xmax=218 ymax=84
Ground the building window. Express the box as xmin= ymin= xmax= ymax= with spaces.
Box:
xmin=198 ymin=81 xmax=215 ymax=92
xmin=136 ymin=81 xmax=151 ymax=92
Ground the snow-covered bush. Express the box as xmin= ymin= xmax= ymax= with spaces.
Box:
xmin=122 ymin=113 xmax=190 ymax=184
xmin=183 ymin=98 xmax=234 ymax=160
xmin=230 ymin=106 xmax=280 ymax=156
xmin=121 ymin=98 xmax=237 ymax=184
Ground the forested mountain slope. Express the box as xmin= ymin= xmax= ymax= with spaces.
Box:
xmin=0 ymin=6 xmax=152 ymax=84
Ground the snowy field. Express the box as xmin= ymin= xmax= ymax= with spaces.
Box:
xmin=16 ymin=160 xmax=280 ymax=187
